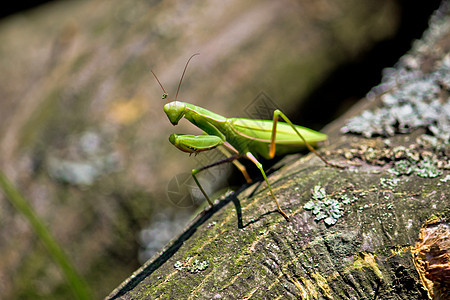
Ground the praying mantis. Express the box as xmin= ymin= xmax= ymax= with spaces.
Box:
xmin=153 ymin=54 xmax=343 ymax=221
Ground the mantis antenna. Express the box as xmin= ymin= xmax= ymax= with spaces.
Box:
xmin=174 ymin=53 xmax=200 ymax=101
xmin=151 ymin=53 xmax=200 ymax=102
xmin=151 ymin=70 xmax=169 ymax=101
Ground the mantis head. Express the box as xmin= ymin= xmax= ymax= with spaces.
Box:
xmin=164 ymin=101 xmax=186 ymax=125
xmin=152 ymin=53 xmax=199 ymax=125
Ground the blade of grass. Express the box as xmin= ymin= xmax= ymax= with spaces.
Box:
xmin=0 ymin=171 xmax=91 ymax=300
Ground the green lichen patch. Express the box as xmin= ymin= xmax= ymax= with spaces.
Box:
xmin=304 ymin=185 xmax=360 ymax=226
xmin=312 ymin=185 xmax=327 ymax=200
xmin=341 ymin=78 xmax=448 ymax=138
xmin=304 ymin=198 xmax=341 ymax=226
xmin=380 ymin=177 xmax=400 ymax=188
xmin=414 ymin=157 xmax=443 ymax=178
xmin=340 ymin=135 xmax=448 ymax=180
xmin=341 ymin=139 xmax=447 ymax=165
xmin=340 ymin=22 xmax=449 ymax=184
xmin=440 ymin=174 xmax=450 ymax=182
xmin=340 ymin=193 xmax=358 ymax=205
xmin=389 ymin=156 xmax=443 ymax=178
xmin=174 ymin=257 xmax=209 ymax=273
xmin=341 ymin=37 xmax=450 ymax=140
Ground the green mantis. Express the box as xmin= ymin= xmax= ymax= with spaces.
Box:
xmin=153 ymin=54 xmax=343 ymax=221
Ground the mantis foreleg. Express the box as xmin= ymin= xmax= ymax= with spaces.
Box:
xmin=269 ymin=109 xmax=345 ymax=169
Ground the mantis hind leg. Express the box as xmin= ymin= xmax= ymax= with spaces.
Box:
xmin=192 ymin=155 xmax=241 ymax=207
xmin=245 ymin=152 xmax=290 ymax=221
xmin=269 ymin=109 xmax=345 ymax=169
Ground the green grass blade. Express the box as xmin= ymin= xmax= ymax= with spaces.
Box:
xmin=0 ymin=171 xmax=92 ymax=300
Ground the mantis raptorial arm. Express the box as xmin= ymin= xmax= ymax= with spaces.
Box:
xmin=170 ymin=133 xmax=252 ymax=205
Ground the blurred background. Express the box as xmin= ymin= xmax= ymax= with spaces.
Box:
xmin=0 ymin=0 xmax=442 ymax=298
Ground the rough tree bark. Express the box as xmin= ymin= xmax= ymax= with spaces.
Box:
xmin=108 ymin=4 xmax=450 ymax=299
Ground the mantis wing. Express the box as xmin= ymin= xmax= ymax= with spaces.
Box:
xmin=230 ymin=118 xmax=327 ymax=144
